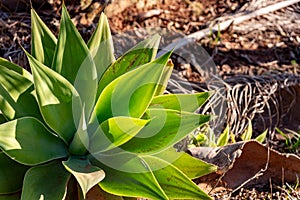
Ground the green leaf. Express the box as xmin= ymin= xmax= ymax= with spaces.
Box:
xmin=31 ymin=9 xmax=57 ymax=67
xmin=21 ymin=161 xmax=71 ymax=200
xmin=89 ymin=154 xmax=168 ymax=199
xmin=87 ymin=13 xmax=115 ymax=78
xmin=154 ymin=148 xmax=217 ymax=179
xmin=52 ymin=5 xmax=96 ymax=83
xmin=0 ymin=152 xmax=29 ymax=194
xmin=96 ymin=34 xmax=161 ymax=98
xmin=26 ymin=52 xmax=80 ymax=143
xmin=0 ymin=117 xmax=68 ymax=165
xmin=154 ymin=59 xmax=173 ymax=96
xmin=240 ymin=119 xmax=253 ymax=141
xmin=150 ymin=91 xmax=213 ymax=112
xmin=0 ymin=114 xmax=6 ymax=124
xmin=255 ymin=129 xmax=268 ymax=143
xmin=62 ymin=156 xmax=105 ymax=198
xmin=230 ymin=131 xmax=236 ymax=143
xmin=68 ymin=107 xmax=89 ymax=156
xmin=276 ymin=128 xmax=290 ymax=147
xmin=0 ymin=58 xmax=42 ymax=120
xmin=89 ymin=117 xmax=149 ymax=153
xmin=143 ymin=156 xmax=212 ymax=199
xmin=52 ymin=5 xmax=97 ymax=117
xmin=90 ymin=51 xmax=172 ymax=125
xmin=0 ymin=58 xmax=32 ymax=80
xmin=121 ymin=109 xmax=211 ymax=154
xmin=217 ymin=125 xmax=230 ymax=146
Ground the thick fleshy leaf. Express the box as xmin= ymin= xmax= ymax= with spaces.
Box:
xmin=52 ymin=5 xmax=97 ymax=117
xmin=0 ymin=58 xmax=42 ymax=120
xmin=0 ymin=117 xmax=68 ymax=165
xmin=31 ymin=9 xmax=57 ymax=67
xmin=21 ymin=161 xmax=71 ymax=200
xmin=96 ymin=34 xmax=161 ymax=98
xmin=90 ymin=51 xmax=172 ymax=125
xmin=217 ymin=125 xmax=230 ymax=146
xmin=154 ymin=59 xmax=173 ymax=96
xmin=87 ymin=13 xmax=115 ymax=78
xmin=154 ymin=148 xmax=217 ymax=179
xmin=143 ymin=156 xmax=212 ymax=199
xmin=89 ymin=154 xmax=168 ymax=199
xmin=0 ymin=58 xmax=32 ymax=80
xmin=0 ymin=152 xmax=29 ymax=194
xmin=62 ymin=156 xmax=105 ymax=198
xmin=255 ymin=129 xmax=268 ymax=143
xmin=121 ymin=109 xmax=211 ymax=154
xmin=26 ymin=52 xmax=80 ymax=143
xmin=150 ymin=91 xmax=213 ymax=112
xmin=52 ymin=5 xmax=96 ymax=83
xmin=91 ymin=151 xmax=212 ymax=199
xmin=89 ymin=117 xmax=149 ymax=153
xmin=0 ymin=64 xmax=32 ymax=102
xmin=68 ymin=107 xmax=89 ymax=156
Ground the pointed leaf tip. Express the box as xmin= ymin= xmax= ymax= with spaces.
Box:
xmin=31 ymin=8 xmax=57 ymax=67
xmin=96 ymin=34 xmax=162 ymax=98
xmin=26 ymin=52 xmax=80 ymax=143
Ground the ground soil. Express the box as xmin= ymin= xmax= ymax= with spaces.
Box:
xmin=1 ymin=0 xmax=300 ymax=199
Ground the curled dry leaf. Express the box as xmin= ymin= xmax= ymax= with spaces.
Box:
xmin=189 ymin=140 xmax=300 ymax=190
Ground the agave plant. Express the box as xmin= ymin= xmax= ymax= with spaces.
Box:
xmin=0 ymin=4 xmax=216 ymax=200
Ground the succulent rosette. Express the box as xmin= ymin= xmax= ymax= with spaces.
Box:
xmin=0 ymin=5 xmax=216 ymax=200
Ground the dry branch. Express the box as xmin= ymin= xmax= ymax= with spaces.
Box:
xmin=159 ymin=0 xmax=300 ymax=54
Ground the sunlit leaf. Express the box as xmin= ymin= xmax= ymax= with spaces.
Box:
xmin=153 ymin=148 xmax=217 ymax=179
xmin=255 ymin=129 xmax=268 ymax=143
xmin=87 ymin=13 xmax=115 ymax=78
xmin=154 ymin=59 xmax=173 ymax=96
xmin=217 ymin=125 xmax=230 ymax=146
xmin=121 ymin=109 xmax=211 ymax=154
xmin=0 ymin=58 xmax=41 ymax=120
xmin=62 ymin=156 xmax=105 ymax=198
xmin=92 ymin=151 xmax=212 ymax=199
xmin=0 ymin=117 xmax=68 ymax=165
xmin=150 ymin=91 xmax=213 ymax=112
xmin=52 ymin=5 xmax=97 ymax=117
xmin=89 ymin=154 xmax=168 ymax=199
xmin=143 ymin=156 xmax=212 ymax=199
xmin=31 ymin=9 xmax=57 ymax=67
xmin=90 ymin=51 xmax=172 ymax=125
xmin=0 ymin=58 xmax=32 ymax=80
xmin=26 ymin=52 xmax=80 ymax=143
xmin=21 ymin=161 xmax=71 ymax=200
xmin=96 ymin=34 xmax=161 ymax=98
xmin=89 ymin=117 xmax=149 ymax=153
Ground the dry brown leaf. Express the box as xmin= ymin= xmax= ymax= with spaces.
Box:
xmin=189 ymin=140 xmax=300 ymax=190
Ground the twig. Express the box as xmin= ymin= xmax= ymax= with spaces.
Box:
xmin=159 ymin=0 xmax=300 ymax=55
